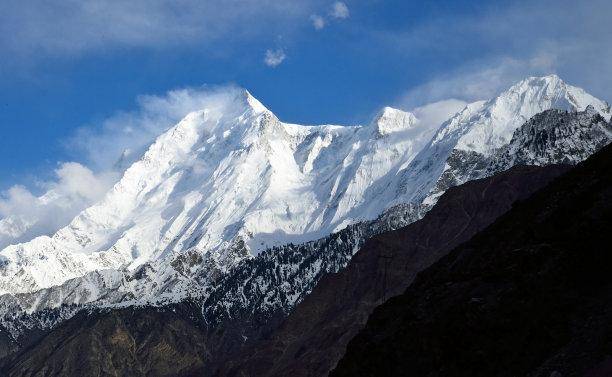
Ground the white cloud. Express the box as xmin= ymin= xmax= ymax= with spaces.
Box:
xmin=310 ymin=14 xmax=326 ymax=30
xmin=50 ymin=162 xmax=115 ymax=202
xmin=380 ymin=0 xmax=612 ymax=104
xmin=264 ymin=48 xmax=287 ymax=67
xmin=411 ymin=99 xmax=468 ymax=129
xmin=310 ymin=2 xmax=349 ymax=31
xmin=330 ymin=2 xmax=349 ymax=19
xmin=0 ymin=163 xmax=118 ymax=248
xmin=0 ymin=0 xmax=322 ymax=57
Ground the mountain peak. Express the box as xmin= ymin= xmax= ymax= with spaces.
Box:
xmin=243 ymin=89 xmax=269 ymax=114
xmin=450 ymin=75 xmax=610 ymax=155
xmin=507 ymin=74 xmax=566 ymax=96
xmin=372 ymin=107 xmax=418 ymax=136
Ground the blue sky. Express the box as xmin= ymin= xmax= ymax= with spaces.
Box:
xmin=1 ymin=0 xmax=611 ymax=190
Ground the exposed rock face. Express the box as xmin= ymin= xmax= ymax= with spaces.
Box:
xmin=210 ymin=164 xmax=570 ymax=377
xmin=0 ymin=326 xmax=17 ymax=361
xmin=433 ymin=106 xmax=612 ymax=201
xmin=489 ymin=106 xmax=612 ymax=170
xmin=332 ymin=144 xmax=612 ymax=377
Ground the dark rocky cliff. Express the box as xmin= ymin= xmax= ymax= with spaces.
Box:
xmin=332 ymin=144 xmax=612 ymax=377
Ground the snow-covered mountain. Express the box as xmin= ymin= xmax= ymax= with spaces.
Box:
xmin=392 ymin=75 xmax=611 ymax=205
xmin=0 ymin=89 xmax=434 ymax=299
xmin=0 ymin=75 xmax=610 ymax=337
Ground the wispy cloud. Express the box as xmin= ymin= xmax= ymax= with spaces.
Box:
xmin=0 ymin=163 xmax=118 ymax=248
xmin=398 ymin=54 xmax=556 ymax=108
xmin=310 ymin=14 xmax=326 ymax=30
xmin=330 ymin=2 xmax=349 ymax=19
xmin=70 ymin=84 xmax=247 ymax=170
xmin=410 ymin=99 xmax=468 ymax=129
xmin=309 ymin=2 xmax=349 ymax=30
xmin=0 ymin=0 xmax=322 ymax=58
xmin=264 ymin=48 xmax=287 ymax=67
xmin=388 ymin=0 xmax=612 ymax=107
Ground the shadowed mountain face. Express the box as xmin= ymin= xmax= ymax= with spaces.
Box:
xmin=332 ymin=144 xmax=612 ymax=377
xmin=0 ymin=326 xmax=17 ymax=360
xmin=210 ymin=164 xmax=571 ymax=377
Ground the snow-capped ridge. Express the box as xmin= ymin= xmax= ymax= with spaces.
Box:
xmin=0 ymin=75 xmax=610 ymax=323
xmin=387 ymin=74 xmax=611 ymax=208
xmin=0 ymin=90 xmax=434 ymax=297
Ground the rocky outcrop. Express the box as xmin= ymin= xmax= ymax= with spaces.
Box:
xmin=433 ymin=106 xmax=612 ymax=199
